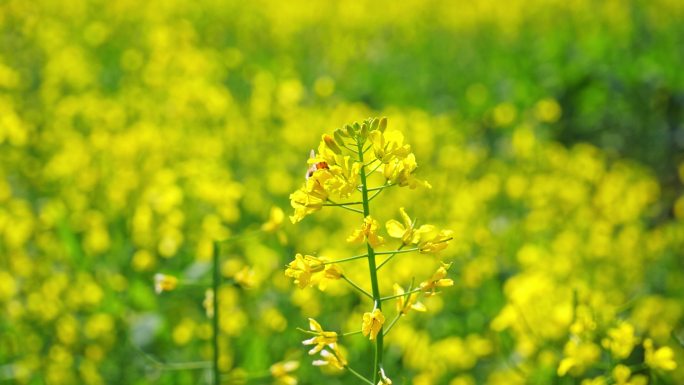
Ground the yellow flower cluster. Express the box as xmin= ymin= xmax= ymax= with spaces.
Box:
xmin=286 ymin=118 xmax=455 ymax=384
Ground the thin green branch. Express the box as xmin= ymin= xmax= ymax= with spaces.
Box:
xmin=322 ymin=253 xmax=368 ymax=265
xmin=341 ymin=275 xmax=374 ymax=300
xmin=376 ymin=244 xmax=405 ymax=270
xmin=367 ymin=189 xmax=384 ymax=202
xmin=323 ymin=201 xmax=363 ymax=206
xmin=382 ymin=313 xmax=403 ymax=337
xmin=363 ymin=183 xmax=394 ymax=192
xmin=346 ymin=365 xmax=374 ymax=385
xmin=341 ymin=330 xmax=363 ymax=337
xmin=368 ymin=161 xmax=383 ymax=175
xmin=375 ymin=247 xmax=420 ymax=256
xmin=379 ymin=287 xmax=422 ymax=302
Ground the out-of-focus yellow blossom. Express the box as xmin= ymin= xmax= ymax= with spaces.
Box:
xmin=347 ymin=216 xmax=385 ymax=247
xmin=420 ymin=262 xmax=454 ymax=296
xmin=284 ymin=254 xmax=341 ymax=289
xmin=368 ymin=130 xmax=411 ymax=163
xmin=601 ymin=322 xmax=637 ymax=359
xmin=580 ymin=376 xmax=606 ymax=385
xmin=203 ymin=289 xmax=214 ymax=318
xmin=261 ymin=206 xmax=285 ymax=233
xmin=386 ymin=207 xmax=435 ymax=245
xmin=419 ymin=229 xmax=454 ymax=253
xmin=269 ymin=360 xmax=299 ymax=385
xmin=383 ymin=154 xmax=431 ymax=189
xmin=362 ymin=308 xmax=385 ymax=341
xmin=612 ymin=364 xmax=647 ymax=385
xmin=312 ymin=343 xmax=347 ymax=370
xmin=153 ymin=273 xmax=178 ymax=294
xmin=644 ymin=338 xmax=677 ymax=371
xmin=233 ymin=266 xmax=256 ymax=289
xmin=302 ymin=318 xmax=338 ymax=355
xmin=394 ymin=283 xmax=426 ymax=315
xmin=378 ymin=368 xmax=393 ymax=385
xmin=557 ymin=340 xmax=601 ymax=376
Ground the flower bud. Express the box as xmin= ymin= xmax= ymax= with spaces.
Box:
xmin=379 ymin=117 xmax=387 ymax=132
xmin=360 ymin=122 xmax=369 ymax=138
xmin=333 ymin=130 xmax=346 ymax=146
xmin=323 ymin=134 xmax=342 ymax=154
xmin=345 ymin=124 xmax=355 ymax=137
xmin=370 ymin=117 xmax=379 ymax=131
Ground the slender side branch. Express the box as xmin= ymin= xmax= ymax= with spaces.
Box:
xmin=341 ymin=275 xmax=374 ymax=300
xmin=375 ymin=248 xmax=420 ymax=256
xmin=376 ymin=244 xmax=405 ymax=270
xmin=346 ymin=365 xmax=374 ymax=385
xmin=321 ymin=253 xmax=368 ymax=265
xmin=383 ymin=314 xmax=403 ymax=337
xmin=379 ymin=287 xmax=422 ymax=302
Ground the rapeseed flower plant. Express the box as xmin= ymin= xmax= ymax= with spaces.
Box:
xmin=286 ymin=118 xmax=454 ymax=383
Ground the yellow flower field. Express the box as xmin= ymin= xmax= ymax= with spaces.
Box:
xmin=1 ymin=0 xmax=683 ymax=384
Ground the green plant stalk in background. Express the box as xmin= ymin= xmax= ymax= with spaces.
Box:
xmin=212 ymin=242 xmax=220 ymax=385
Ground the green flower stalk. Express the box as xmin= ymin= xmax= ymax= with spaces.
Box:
xmin=287 ymin=118 xmax=454 ymax=384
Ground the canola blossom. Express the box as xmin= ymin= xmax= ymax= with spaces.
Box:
xmin=286 ymin=118 xmax=454 ymax=384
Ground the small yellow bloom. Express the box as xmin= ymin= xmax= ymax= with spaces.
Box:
xmin=153 ymin=273 xmax=178 ymax=294
xmin=644 ymin=338 xmax=677 ymax=371
xmin=347 ymin=216 xmax=385 ymax=248
xmin=368 ymin=130 xmax=411 ymax=163
xmin=419 ymin=262 xmax=454 ymax=296
xmin=383 ymin=153 xmax=431 ymax=189
xmin=601 ymin=322 xmax=637 ymax=359
xmin=385 ymin=207 xmax=435 ymax=245
xmin=270 ymin=360 xmax=299 ymax=385
xmin=289 ymin=171 xmax=333 ymax=224
xmin=419 ymin=229 xmax=454 ymax=254
xmin=285 ymin=254 xmax=325 ymax=289
xmin=261 ymin=206 xmax=285 ymax=233
xmin=393 ymin=283 xmax=426 ymax=315
xmin=302 ymin=318 xmax=338 ymax=355
xmin=312 ymin=343 xmax=347 ymax=370
xmin=361 ymin=308 xmax=385 ymax=341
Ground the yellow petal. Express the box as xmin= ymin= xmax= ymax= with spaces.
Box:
xmin=385 ymin=219 xmax=406 ymax=239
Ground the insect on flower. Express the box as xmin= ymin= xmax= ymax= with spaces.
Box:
xmin=305 ymin=150 xmax=329 ymax=180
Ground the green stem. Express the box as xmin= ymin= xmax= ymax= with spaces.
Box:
xmin=341 ymin=330 xmax=363 ymax=337
xmin=327 ymin=202 xmax=364 ymax=214
xmin=375 ymin=248 xmax=420 ymax=256
xmin=379 ymin=287 xmax=422 ymax=302
xmin=321 ymin=253 xmax=368 ymax=265
xmin=346 ymin=365 xmax=374 ymax=385
xmin=341 ymin=275 xmax=373 ymax=300
xmin=323 ymin=200 xmax=363 ymax=206
xmin=383 ymin=313 xmax=403 ymax=337
xmin=376 ymin=244 xmax=406 ymax=270
xmin=212 ymin=242 xmax=221 ymax=385
xmin=357 ymin=138 xmax=383 ymax=384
